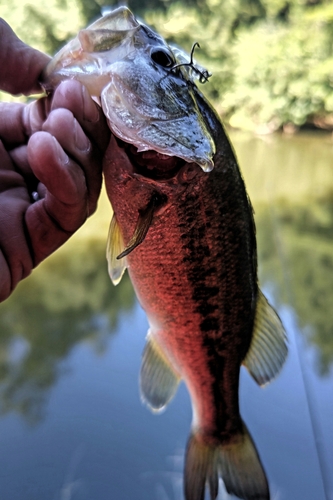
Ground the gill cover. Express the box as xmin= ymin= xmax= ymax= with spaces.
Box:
xmin=42 ymin=6 xmax=215 ymax=172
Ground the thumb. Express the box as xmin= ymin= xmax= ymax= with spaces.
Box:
xmin=0 ymin=18 xmax=50 ymax=96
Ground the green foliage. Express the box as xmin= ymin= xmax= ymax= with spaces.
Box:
xmin=223 ymin=16 xmax=333 ymax=130
xmin=255 ymin=197 xmax=333 ymax=375
xmin=232 ymin=129 xmax=333 ymax=375
xmin=1 ymin=0 xmax=333 ymax=128
xmin=145 ymin=0 xmax=333 ymax=130
xmin=0 ymin=236 xmax=136 ymax=423
xmin=0 ymin=0 xmax=83 ymax=54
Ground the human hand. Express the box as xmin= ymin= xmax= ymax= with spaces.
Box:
xmin=0 ymin=19 xmax=110 ymax=301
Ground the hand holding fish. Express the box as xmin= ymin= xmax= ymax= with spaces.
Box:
xmin=0 ymin=19 xmax=110 ymax=302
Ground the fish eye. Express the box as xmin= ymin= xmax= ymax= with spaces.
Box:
xmin=151 ymin=49 xmax=174 ymax=68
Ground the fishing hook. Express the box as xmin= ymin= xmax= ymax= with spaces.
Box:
xmin=170 ymin=42 xmax=212 ymax=84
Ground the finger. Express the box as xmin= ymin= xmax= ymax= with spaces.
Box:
xmin=0 ymin=184 xmax=32 ymax=301
xmin=50 ymin=80 xmax=110 ymax=152
xmin=9 ymin=144 xmax=39 ymax=194
xmin=26 ymin=131 xmax=90 ymax=265
xmin=0 ymin=18 xmax=50 ymax=95
xmin=0 ymin=252 xmax=12 ymax=302
xmin=0 ymin=140 xmax=14 ymax=171
xmin=0 ymin=102 xmax=27 ymax=146
xmin=28 ymin=131 xmax=87 ymax=209
xmin=0 ymin=96 xmax=50 ymax=147
xmin=42 ymin=107 xmax=103 ymax=214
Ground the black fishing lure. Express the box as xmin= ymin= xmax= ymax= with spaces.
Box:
xmin=170 ymin=42 xmax=211 ymax=84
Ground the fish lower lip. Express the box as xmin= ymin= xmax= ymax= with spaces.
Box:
xmin=117 ymin=139 xmax=185 ymax=180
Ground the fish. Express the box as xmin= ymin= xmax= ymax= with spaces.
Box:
xmin=42 ymin=7 xmax=287 ymax=500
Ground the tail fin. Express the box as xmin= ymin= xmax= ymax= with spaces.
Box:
xmin=184 ymin=423 xmax=269 ymax=500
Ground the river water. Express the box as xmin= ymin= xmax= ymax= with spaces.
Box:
xmin=0 ymin=130 xmax=332 ymax=500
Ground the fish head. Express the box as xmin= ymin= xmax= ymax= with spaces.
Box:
xmin=42 ymin=7 xmax=216 ymax=172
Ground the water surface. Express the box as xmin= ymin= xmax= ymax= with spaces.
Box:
xmin=0 ymin=131 xmax=332 ymax=500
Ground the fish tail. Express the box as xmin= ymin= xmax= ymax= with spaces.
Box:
xmin=184 ymin=422 xmax=269 ymax=500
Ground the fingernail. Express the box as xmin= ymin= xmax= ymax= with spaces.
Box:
xmin=53 ymin=136 xmax=69 ymax=165
xmin=82 ymin=85 xmax=100 ymax=123
xmin=74 ymin=119 xmax=91 ymax=152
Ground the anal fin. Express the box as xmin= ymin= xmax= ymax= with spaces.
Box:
xmin=140 ymin=332 xmax=180 ymax=413
xmin=243 ymin=289 xmax=288 ymax=386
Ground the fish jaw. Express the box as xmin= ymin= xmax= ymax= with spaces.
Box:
xmin=41 ymin=7 xmax=216 ymax=172
xmin=101 ymin=67 xmax=215 ymax=172
xmin=41 ymin=7 xmax=140 ymax=95
xmin=41 ymin=40 xmax=111 ymax=96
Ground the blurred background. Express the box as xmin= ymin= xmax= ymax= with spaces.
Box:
xmin=0 ymin=1 xmax=333 ymax=499
xmin=2 ymin=0 xmax=333 ymax=133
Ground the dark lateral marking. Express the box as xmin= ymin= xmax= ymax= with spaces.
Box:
xmin=203 ymin=267 xmax=217 ymax=277
xmin=190 ymin=266 xmax=217 ymax=281
xmin=201 ymin=336 xmax=232 ymax=432
xmin=186 ymin=241 xmax=211 ymax=258
xmin=195 ymin=302 xmax=218 ymax=316
xmin=192 ymin=286 xmax=219 ymax=302
xmin=200 ymin=317 xmax=220 ymax=332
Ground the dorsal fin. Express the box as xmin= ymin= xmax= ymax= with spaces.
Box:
xmin=106 ymin=213 xmax=127 ymax=286
xmin=243 ymin=289 xmax=288 ymax=386
xmin=140 ymin=332 xmax=180 ymax=413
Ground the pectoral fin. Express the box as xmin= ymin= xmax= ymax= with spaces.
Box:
xmin=140 ymin=332 xmax=180 ymax=412
xmin=106 ymin=213 xmax=127 ymax=285
xmin=243 ymin=289 xmax=288 ymax=386
xmin=117 ymin=192 xmax=163 ymax=260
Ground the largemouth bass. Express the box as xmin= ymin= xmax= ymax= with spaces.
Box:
xmin=43 ymin=7 xmax=287 ymax=500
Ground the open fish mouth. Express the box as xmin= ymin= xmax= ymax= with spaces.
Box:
xmin=106 ymin=73 xmax=184 ymax=122
xmin=115 ymin=137 xmax=186 ymax=181
xmin=102 ymin=75 xmax=215 ymax=173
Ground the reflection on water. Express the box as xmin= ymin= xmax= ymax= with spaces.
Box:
xmin=256 ymin=197 xmax=333 ymax=374
xmin=0 ymin=238 xmax=135 ymax=423
xmin=233 ymin=130 xmax=333 ymax=375
xmin=0 ymin=132 xmax=332 ymax=499
xmin=236 ymin=131 xmax=333 ymax=500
